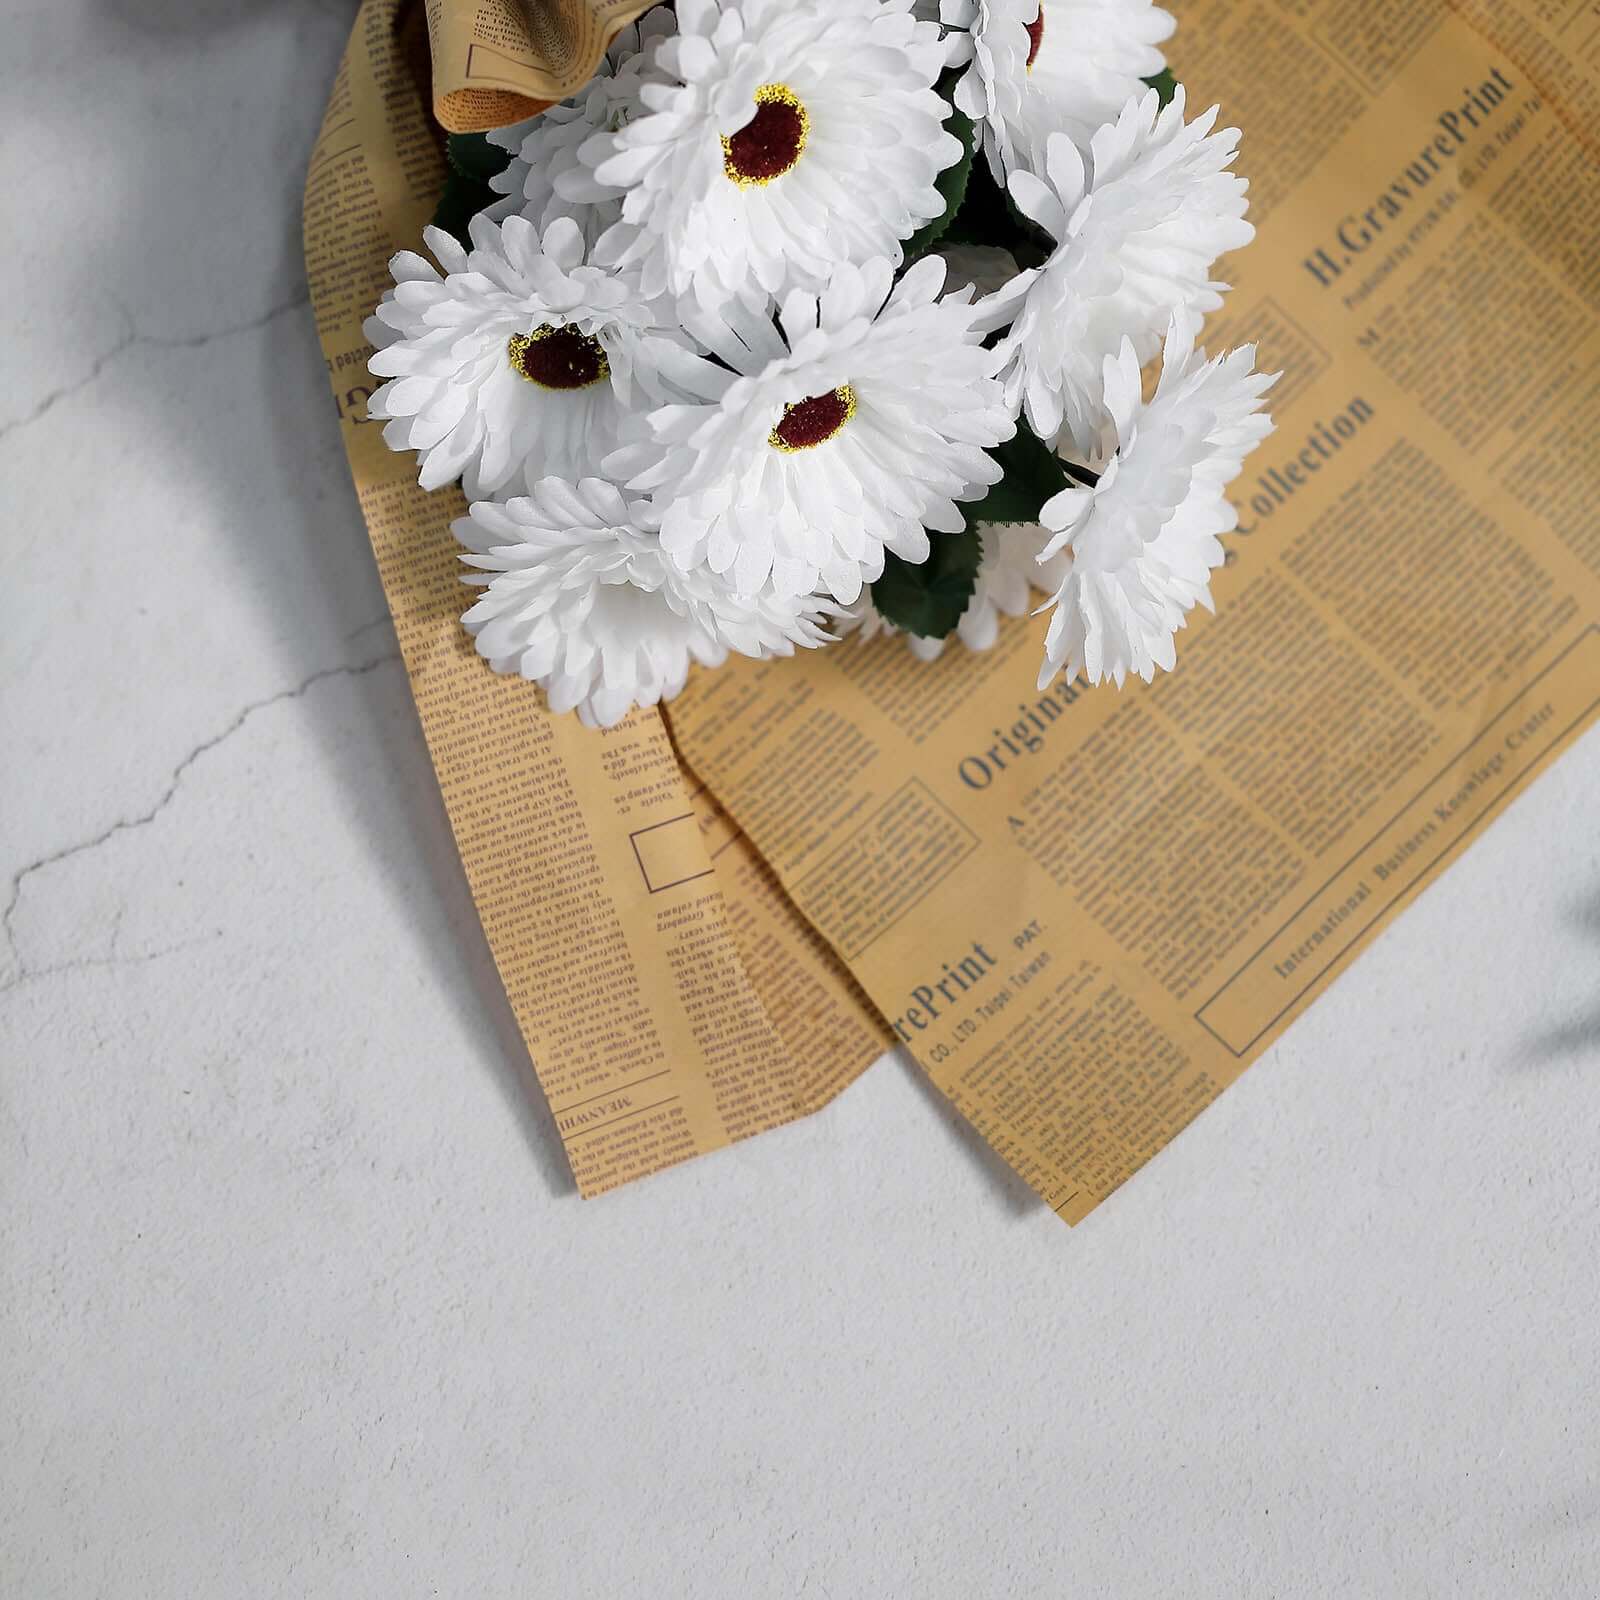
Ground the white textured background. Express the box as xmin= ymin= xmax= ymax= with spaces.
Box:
xmin=3 ymin=2 xmax=1599 ymax=1593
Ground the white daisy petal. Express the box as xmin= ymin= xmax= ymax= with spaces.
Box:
xmin=993 ymin=95 xmax=1255 ymax=452
xmin=454 ymin=478 xmax=834 ymax=727
xmin=1036 ymin=313 xmax=1277 ymax=690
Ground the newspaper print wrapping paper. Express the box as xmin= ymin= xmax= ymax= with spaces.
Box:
xmin=307 ymin=0 xmax=1600 ymax=1218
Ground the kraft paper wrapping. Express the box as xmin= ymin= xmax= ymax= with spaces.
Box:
xmin=305 ymin=0 xmax=891 ymax=1198
xmin=425 ymin=0 xmax=659 ymax=130
xmin=307 ymin=0 xmax=1600 ymax=1218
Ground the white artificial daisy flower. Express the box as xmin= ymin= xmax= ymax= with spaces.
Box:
xmin=983 ymin=95 xmax=1254 ymax=453
xmin=455 ymin=478 xmax=833 ymax=727
xmin=843 ymin=521 xmax=1069 ymax=657
xmin=485 ymin=7 xmax=677 ymax=242
xmin=579 ymin=0 xmax=961 ymax=311
xmin=611 ymin=256 xmax=1015 ymax=603
xmin=365 ymin=213 xmax=681 ymax=498
xmin=948 ymin=0 xmax=1173 ymax=183
xmin=1035 ymin=313 xmax=1276 ymax=689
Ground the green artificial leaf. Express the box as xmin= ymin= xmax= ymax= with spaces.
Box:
xmin=871 ymin=526 xmax=984 ymax=639
xmin=431 ymin=171 xmax=499 ymax=248
xmin=901 ymin=98 xmax=977 ymax=264
xmin=942 ymin=155 xmax=1052 ymax=269
xmin=446 ymin=130 xmax=509 ymax=183
xmin=1142 ymin=67 xmax=1178 ymax=108
xmin=431 ymin=130 xmax=511 ymax=246
xmin=944 ymin=155 xmax=1015 ymax=248
xmin=964 ymin=424 xmax=1073 ymax=526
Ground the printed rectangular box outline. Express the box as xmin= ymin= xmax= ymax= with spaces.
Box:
xmin=1194 ymin=624 xmax=1600 ymax=1056
xmin=464 ymin=42 xmax=545 ymax=86
xmin=628 ymin=812 xmax=714 ymax=895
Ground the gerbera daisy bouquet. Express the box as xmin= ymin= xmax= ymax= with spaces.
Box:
xmin=366 ymin=0 xmax=1275 ymax=727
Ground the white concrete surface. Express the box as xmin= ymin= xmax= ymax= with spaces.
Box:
xmin=3 ymin=2 xmax=1599 ymax=1593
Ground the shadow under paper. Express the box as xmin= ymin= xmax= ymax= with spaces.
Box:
xmin=83 ymin=0 xmax=577 ymax=1195
xmin=1522 ymin=893 xmax=1600 ymax=1066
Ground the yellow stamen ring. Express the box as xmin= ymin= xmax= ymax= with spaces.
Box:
xmin=507 ymin=325 xmax=610 ymax=391
xmin=722 ymin=83 xmax=810 ymax=186
xmin=768 ymin=385 xmax=856 ymax=452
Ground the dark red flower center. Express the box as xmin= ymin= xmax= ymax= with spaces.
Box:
xmin=1025 ymin=5 xmax=1044 ymax=68
xmin=769 ymin=385 xmax=856 ymax=452
xmin=723 ymin=84 xmax=810 ymax=186
xmin=507 ymin=325 xmax=609 ymax=391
